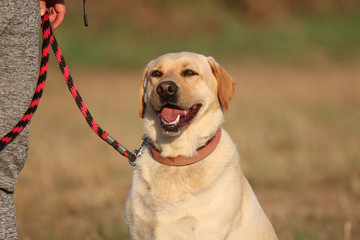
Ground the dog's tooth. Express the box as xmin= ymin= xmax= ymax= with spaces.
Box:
xmin=175 ymin=114 xmax=180 ymax=123
xmin=161 ymin=115 xmax=180 ymax=125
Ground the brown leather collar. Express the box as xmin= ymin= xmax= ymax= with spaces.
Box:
xmin=149 ymin=128 xmax=222 ymax=167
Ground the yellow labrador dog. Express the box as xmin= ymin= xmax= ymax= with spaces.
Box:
xmin=125 ymin=52 xmax=278 ymax=240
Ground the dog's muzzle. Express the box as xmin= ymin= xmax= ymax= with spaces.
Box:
xmin=153 ymin=81 xmax=201 ymax=133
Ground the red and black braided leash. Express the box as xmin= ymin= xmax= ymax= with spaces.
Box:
xmin=0 ymin=12 xmax=138 ymax=164
xmin=0 ymin=13 xmax=50 ymax=151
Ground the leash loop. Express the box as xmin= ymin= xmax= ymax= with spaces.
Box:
xmin=0 ymin=12 xmax=138 ymax=165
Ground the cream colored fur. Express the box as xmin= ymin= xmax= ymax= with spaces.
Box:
xmin=125 ymin=52 xmax=278 ymax=240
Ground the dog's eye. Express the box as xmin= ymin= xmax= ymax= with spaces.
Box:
xmin=151 ymin=70 xmax=163 ymax=78
xmin=182 ymin=69 xmax=198 ymax=77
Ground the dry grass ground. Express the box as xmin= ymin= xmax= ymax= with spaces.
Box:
xmin=14 ymin=59 xmax=360 ymax=239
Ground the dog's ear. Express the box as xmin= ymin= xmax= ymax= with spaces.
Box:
xmin=208 ymin=57 xmax=236 ymax=113
xmin=139 ymin=65 xmax=150 ymax=118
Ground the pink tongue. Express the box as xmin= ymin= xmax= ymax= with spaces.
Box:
xmin=160 ymin=107 xmax=186 ymax=123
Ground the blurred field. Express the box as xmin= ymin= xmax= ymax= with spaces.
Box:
xmin=10 ymin=0 xmax=360 ymax=239
xmin=54 ymin=0 xmax=360 ymax=68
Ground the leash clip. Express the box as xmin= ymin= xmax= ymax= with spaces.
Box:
xmin=131 ymin=134 xmax=150 ymax=164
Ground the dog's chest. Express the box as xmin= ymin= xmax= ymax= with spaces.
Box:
xmin=137 ymin=181 xmax=231 ymax=239
xmin=132 ymin=157 xmax=242 ymax=235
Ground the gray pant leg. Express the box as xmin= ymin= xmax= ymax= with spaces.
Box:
xmin=0 ymin=0 xmax=40 ymax=239
xmin=0 ymin=191 xmax=17 ymax=239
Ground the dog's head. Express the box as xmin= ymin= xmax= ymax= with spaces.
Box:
xmin=140 ymin=52 xmax=235 ymax=137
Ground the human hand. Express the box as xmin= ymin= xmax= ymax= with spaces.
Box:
xmin=40 ymin=0 xmax=66 ymax=30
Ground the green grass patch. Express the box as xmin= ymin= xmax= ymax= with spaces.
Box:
xmin=53 ymin=3 xmax=360 ymax=68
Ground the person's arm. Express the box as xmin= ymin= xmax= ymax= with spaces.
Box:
xmin=40 ymin=0 xmax=66 ymax=30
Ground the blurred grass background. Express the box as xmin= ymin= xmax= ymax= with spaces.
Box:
xmin=54 ymin=0 xmax=360 ymax=67
xmin=13 ymin=0 xmax=360 ymax=239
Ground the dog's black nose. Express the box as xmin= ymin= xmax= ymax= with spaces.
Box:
xmin=156 ymin=81 xmax=178 ymax=100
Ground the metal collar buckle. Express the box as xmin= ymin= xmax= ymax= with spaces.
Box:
xmin=131 ymin=134 xmax=150 ymax=166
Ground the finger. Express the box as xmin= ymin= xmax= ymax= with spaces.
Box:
xmin=52 ymin=4 xmax=66 ymax=30
xmin=49 ymin=8 xmax=56 ymax=21
xmin=40 ymin=0 xmax=47 ymax=16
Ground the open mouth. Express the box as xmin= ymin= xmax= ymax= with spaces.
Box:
xmin=155 ymin=104 xmax=202 ymax=132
